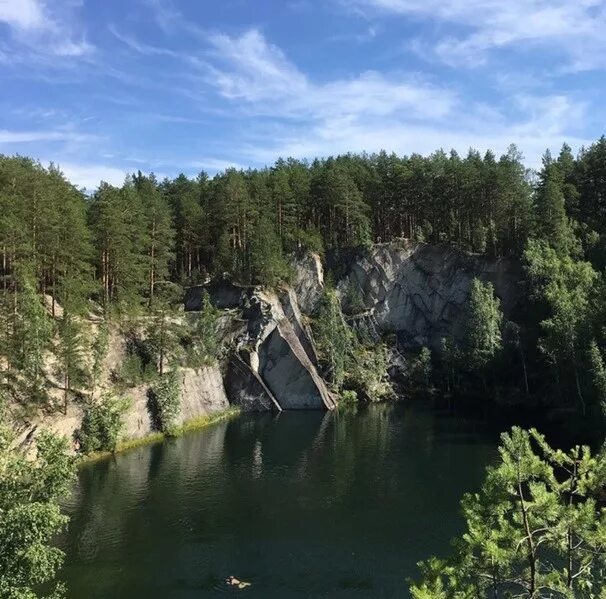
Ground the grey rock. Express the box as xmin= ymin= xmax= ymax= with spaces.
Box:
xmin=337 ymin=241 xmax=522 ymax=350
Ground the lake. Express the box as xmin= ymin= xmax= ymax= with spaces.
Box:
xmin=59 ymin=403 xmax=501 ymax=598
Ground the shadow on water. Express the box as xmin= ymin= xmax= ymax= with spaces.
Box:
xmin=58 ymin=400 xmax=556 ymax=598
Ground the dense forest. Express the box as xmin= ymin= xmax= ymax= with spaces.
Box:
xmin=3 ymin=138 xmax=606 ymax=414
xmin=4 ymin=140 xmax=606 ymax=598
xmin=2 ymin=139 xmax=605 ymax=304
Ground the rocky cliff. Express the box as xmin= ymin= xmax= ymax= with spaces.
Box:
xmin=186 ymin=283 xmax=335 ymax=412
xmin=14 ymin=242 xmax=523 ymax=453
xmin=336 ymin=241 xmax=522 ymax=350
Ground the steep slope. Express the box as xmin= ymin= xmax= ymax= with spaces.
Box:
xmin=336 ymin=241 xmax=522 ymax=350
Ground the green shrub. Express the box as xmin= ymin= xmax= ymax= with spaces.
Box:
xmin=410 ymin=346 xmax=433 ymax=389
xmin=149 ymin=370 xmax=181 ymax=435
xmin=340 ymin=389 xmax=358 ymax=404
xmin=184 ymin=291 xmax=222 ymax=367
xmin=117 ymin=353 xmax=157 ymax=387
xmin=78 ymin=394 xmax=131 ymax=453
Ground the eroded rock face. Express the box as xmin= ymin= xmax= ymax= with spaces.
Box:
xmin=214 ymin=288 xmax=335 ymax=411
xmin=337 ymin=241 xmax=522 ymax=350
xmin=224 ymin=353 xmax=280 ymax=412
xmin=177 ymin=366 xmax=230 ymax=423
xmin=292 ymin=252 xmax=324 ymax=314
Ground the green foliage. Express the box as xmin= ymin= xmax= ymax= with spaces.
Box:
xmin=313 ymin=289 xmax=393 ymax=401
xmin=146 ymin=281 xmax=185 ymax=375
xmin=78 ymin=394 xmax=131 ymax=453
xmin=410 ymin=346 xmax=433 ymax=389
xmin=13 ymin=267 xmax=54 ymax=401
xmin=56 ymin=313 xmax=86 ymax=413
xmin=248 ymin=214 xmax=290 ymax=287
xmin=90 ymin=320 xmax=109 ymax=396
xmin=0 ymin=401 xmax=74 ymax=599
xmin=313 ymin=289 xmax=355 ymax=391
xmin=185 ymin=291 xmax=221 ymax=367
xmin=464 ymin=278 xmax=503 ymax=374
xmin=411 ymin=426 xmax=606 ymax=598
xmin=588 ymin=340 xmax=606 ymax=416
xmin=339 ymin=389 xmax=358 ymax=405
xmin=117 ymin=352 xmax=157 ymax=387
xmin=343 ymin=280 xmax=366 ymax=315
xmin=525 ymin=239 xmax=598 ymax=412
xmin=149 ymin=370 xmax=181 ymax=436
xmin=347 ymin=341 xmax=394 ymax=402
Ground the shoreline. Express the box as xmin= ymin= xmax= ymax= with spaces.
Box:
xmin=77 ymin=407 xmax=241 ymax=467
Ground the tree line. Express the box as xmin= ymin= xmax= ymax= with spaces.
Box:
xmin=3 ymin=138 xmax=606 ymax=408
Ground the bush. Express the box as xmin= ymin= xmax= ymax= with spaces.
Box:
xmin=149 ymin=370 xmax=181 ymax=435
xmin=347 ymin=342 xmax=395 ymax=402
xmin=78 ymin=394 xmax=131 ymax=453
xmin=410 ymin=346 xmax=433 ymax=389
xmin=117 ymin=353 xmax=157 ymax=387
xmin=184 ymin=291 xmax=221 ymax=367
xmin=340 ymin=389 xmax=358 ymax=404
xmin=343 ymin=280 xmax=366 ymax=315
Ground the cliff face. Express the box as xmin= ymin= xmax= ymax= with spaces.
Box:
xmin=336 ymin=241 xmax=522 ymax=350
xmin=16 ymin=243 xmax=523 ymax=453
xmin=187 ymin=282 xmax=335 ymax=412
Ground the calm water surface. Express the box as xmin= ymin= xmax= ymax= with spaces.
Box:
xmin=60 ymin=403 xmax=501 ymax=598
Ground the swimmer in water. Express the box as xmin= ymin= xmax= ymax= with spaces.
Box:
xmin=226 ymin=576 xmax=252 ymax=590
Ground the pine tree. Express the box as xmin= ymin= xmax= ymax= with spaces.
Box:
xmin=13 ymin=267 xmax=53 ymax=401
xmin=0 ymin=413 xmax=74 ymax=599
xmin=134 ymin=172 xmax=175 ymax=306
xmin=524 ymin=240 xmax=598 ymax=414
xmin=248 ymin=214 xmax=289 ymax=287
xmin=89 ymin=180 xmax=148 ymax=309
xmin=411 ymin=427 xmax=606 ymax=597
xmin=56 ymin=313 xmax=86 ymax=414
xmin=146 ymin=281 xmax=184 ymax=375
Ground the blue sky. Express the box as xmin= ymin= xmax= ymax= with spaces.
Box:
xmin=1 ymin=0 xmax=605 ymax=189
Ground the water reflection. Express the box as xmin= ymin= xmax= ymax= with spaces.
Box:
xmin=60 ymin=403 xmax=499 ymax=598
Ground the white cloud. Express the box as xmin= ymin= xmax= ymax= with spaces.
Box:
xmin=208 ymin=30 xmax=308 ymax=102
xmin=0 ymin=0 xmax=44 ymax=29
xmin=351 ymin=0 xmax=606 ymax=70
xmin=206 ymin=29 xmax=456 ymax=123
xmin=0 ymin=0 xmax=93 ymax=59
xmin=199 ymin=28 xmax=592 ymax=169
xmin=242 ymin=108 xmax=590 ymax=169
xmin=56 ymin=162 xmax=128 ymax=190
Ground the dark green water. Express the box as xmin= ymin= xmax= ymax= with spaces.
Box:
xmin=60 ymin=403 xmax=500 ymax=598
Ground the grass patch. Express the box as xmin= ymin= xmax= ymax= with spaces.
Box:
xmin=77 ymin=407 xmax=240 ymax=467
xmin=178 ymin=407 xmax=240 ymax=435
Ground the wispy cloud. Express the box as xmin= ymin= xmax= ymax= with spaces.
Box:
xmin=0 ymin=0 xmax=45 ymax=29
xmin=0 ymin=0 xmax=93 ymax=59
xmin=349 ymin=0 xmax=606 ymax=70
xmin=201 ymin=29 xmax=590 ymax=168
xmin=206 ymin=29 xmax=456 ymax=122
xmin=0 ymin=128 xmax=96 ymax=144
xmin=54 ymin=162 xmax=129 ymax=190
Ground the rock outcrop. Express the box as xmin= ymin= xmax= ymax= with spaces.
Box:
xmin=14 ymin=241 xmax=526 ymax=452
xmin=336 ymin=241 xmax=522 ymax=350
xmin=291 ymin=252 xmax=324 ymax=314
xmin=212 ymin=289 xmax=336 ymax=411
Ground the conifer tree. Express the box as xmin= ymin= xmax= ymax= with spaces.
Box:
xmin=134 ymin=172 xmax=175 ymax=306
xmin=56 ymin=313 xmax=86 ymax=414
xmin=411 ymin=427 xmax=606 ymax=598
